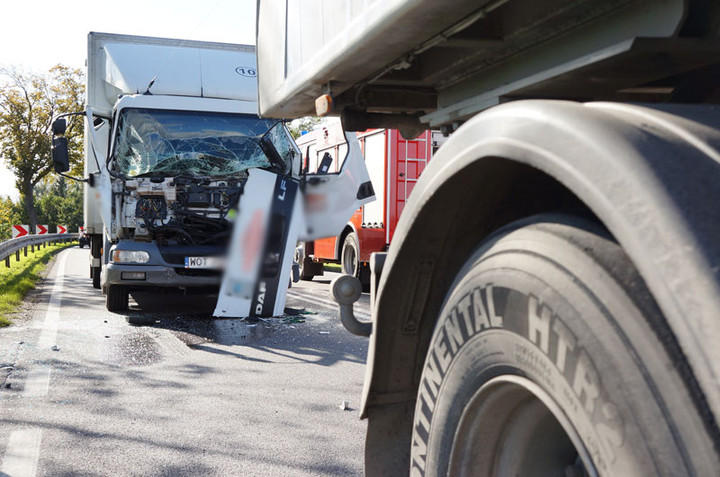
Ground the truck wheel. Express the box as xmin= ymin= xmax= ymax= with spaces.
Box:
xmin=410 ymin=214 xmax=717 ymax=477
xmin=106 ymin=285 xmax=129 ymax=312
xmin=91 ymin=234 xmax=102 ymax=289
xmin=341 ymin=232 xmax=360 ymax=278
xmin=294 ymin=244 xmax=313 ymax=281
xmin=92 ymin=267 xmax=101 ymax=289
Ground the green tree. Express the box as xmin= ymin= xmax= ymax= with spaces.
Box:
xmin=288 ymin=116 xmax=323 ymax=139
xmin=35 ymin=178 xmax=82 ymax=232
xmin=0 ymin=65 xmax=84 ymax=233
xmin=0 ymin=196 xmax=24 ymax=241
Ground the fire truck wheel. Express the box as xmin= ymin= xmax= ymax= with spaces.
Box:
xmin=106 ymin=285 xmax=129 ymax=312
xmin=410 ymin=214 xmax=717 ymax=477
xmin=341 ymin=232 xmax=360 ymax=278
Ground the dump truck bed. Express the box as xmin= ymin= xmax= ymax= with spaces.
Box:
xmin=257 ymin=0 xmax=720 ymax=129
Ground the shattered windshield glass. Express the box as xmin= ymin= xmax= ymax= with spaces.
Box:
xmin=113 ymin=109 xmax=276 ymax=178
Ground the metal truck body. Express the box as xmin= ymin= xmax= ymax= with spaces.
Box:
xmin=59 ymin=32 xmax=374 ymax=314
xmin=257 ymin=1 xmax=720 ymax=475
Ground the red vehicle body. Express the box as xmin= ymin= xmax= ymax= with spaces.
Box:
xmin=295 ymin=120 xmax=444 ymax=283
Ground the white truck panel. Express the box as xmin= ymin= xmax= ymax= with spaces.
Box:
xmin=88 ymin=32 xmax=256 ymax=116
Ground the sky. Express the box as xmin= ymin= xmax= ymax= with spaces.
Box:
xmin=0 ymin=0 xmax=257 ymax=200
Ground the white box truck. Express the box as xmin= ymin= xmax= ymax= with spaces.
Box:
xmin=51 ymin=32 xmax=373 ymax=316
xmin=257 ymin=1 xmax=720 ymax=475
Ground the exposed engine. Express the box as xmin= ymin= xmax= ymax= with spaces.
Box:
xmin=121 ymin=176 xmax=244 ymax=246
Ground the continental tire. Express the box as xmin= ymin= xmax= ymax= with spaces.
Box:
xmin=106 ymin=285 xmax=129 ymax=312
xmin=410 ymin=214 xmax=718 ymax=477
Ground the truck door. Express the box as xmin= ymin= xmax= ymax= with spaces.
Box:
xmin=300 ymin=130 xmax=375 ymax=241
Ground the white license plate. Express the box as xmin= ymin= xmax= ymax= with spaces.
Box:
xmin=184 ymin=256 xmax=224 ymax=269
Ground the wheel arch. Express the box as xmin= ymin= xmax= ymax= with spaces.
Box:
xmin=362 ymin=100 xmax=720 ymax=471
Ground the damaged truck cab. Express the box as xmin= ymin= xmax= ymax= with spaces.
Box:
xmin=102 ymin=95 xmax=288 ymax=310
xmin=52 ymin=32 xmax=373 ymax=315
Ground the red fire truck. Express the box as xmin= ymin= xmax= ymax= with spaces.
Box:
xmin=295 ymin=119 xmax=444 ymax=285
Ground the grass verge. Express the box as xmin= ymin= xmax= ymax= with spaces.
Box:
xmin=323 ymin=262 xmax=341 ymax=272
xmin=0 ymin=242 xmax=75 ymax=327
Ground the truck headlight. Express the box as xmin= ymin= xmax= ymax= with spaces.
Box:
xmin=112 ymin=250 xmax=150 ymax=264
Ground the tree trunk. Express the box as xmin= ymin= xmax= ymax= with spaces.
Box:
xmin=22 ymin=179 xmax=39 ymax=232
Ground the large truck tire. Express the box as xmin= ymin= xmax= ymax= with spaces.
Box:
xmin=341 ymin=232 xmax=370 ymax=289
xmin=410 ymin=214 xmax=718 ymax=477
xmin=91 ymin=234 xmax=102 ymax=289
xmin=106 ymin=285 xmax=129 ymax=312
xmin=92 ymin=267 xmax=101 ymax=289
xmin=341 ymin=232 xmax=360 ymax=277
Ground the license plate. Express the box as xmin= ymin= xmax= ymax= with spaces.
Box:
xmin=184 ymin=256 xmax=224 ymax=269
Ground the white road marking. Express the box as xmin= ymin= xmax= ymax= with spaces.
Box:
xmin=21 ymin=368 xmax=51 ymax=398
xmin=3 ymin=250 xmax=68 ymax=477
xmin=1 ymin=429 xmax=42 ymax=477
xmin=37 ymin=252 xmax=68 ymax=350
xmin=286 ymin=289 xmax=371 ymax=320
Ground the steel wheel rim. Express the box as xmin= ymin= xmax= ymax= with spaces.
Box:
xmin=343 ymin=242 xmax=357 ymax=276
xmin=447 ymin=375 xmax=596 ymax=477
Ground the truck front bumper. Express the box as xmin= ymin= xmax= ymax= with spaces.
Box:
xmin=104 ymin=263 xmax=222 ymax=288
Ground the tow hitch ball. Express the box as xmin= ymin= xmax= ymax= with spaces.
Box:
xmin=331 ymin=275 xmax=372 ymax=337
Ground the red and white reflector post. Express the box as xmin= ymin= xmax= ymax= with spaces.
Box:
xmin=12 ymin=225 xmax=29 ymax=238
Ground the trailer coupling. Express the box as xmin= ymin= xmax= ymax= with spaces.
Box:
xmin=331 ymin=275 xmax=372 ymax=337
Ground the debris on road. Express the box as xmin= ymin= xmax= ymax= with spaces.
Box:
xmin=282 ymin=316 xmax=305 ymax=324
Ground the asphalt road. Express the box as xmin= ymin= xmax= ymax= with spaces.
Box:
xmin=0 ymin=246 xmax=372 ymax=476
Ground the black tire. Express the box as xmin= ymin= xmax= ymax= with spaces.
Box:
xmin=92 ymin=267 xmax=101 ymax=289
xmin=91 ymin=235 xmax=102 ymax=289
xmin=410 ymin=215 xmax=718 ymax=477
xmin=106 ymin=285 xmax=129 ymax=312
xmin=341 ymin=232 xmax=360 ymax=278
xmin=294 ymin=244 xmax=314 ymax=281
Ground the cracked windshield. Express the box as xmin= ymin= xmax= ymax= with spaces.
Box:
xmin=114 ymin=109 xmax=276 ymax=177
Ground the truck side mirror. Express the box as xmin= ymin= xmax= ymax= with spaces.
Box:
xmin=52 ymin=117 xmax=67 ymax=135
xmin=52 ymin=136 xmax=70 ymax=173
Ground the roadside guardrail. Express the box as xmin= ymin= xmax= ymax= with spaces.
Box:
xmin=0 ymin=233 xmax=78 ymax=268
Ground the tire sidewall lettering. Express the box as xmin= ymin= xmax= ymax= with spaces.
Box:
xmin=411 ymin=283 xmax=625 ymax=476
